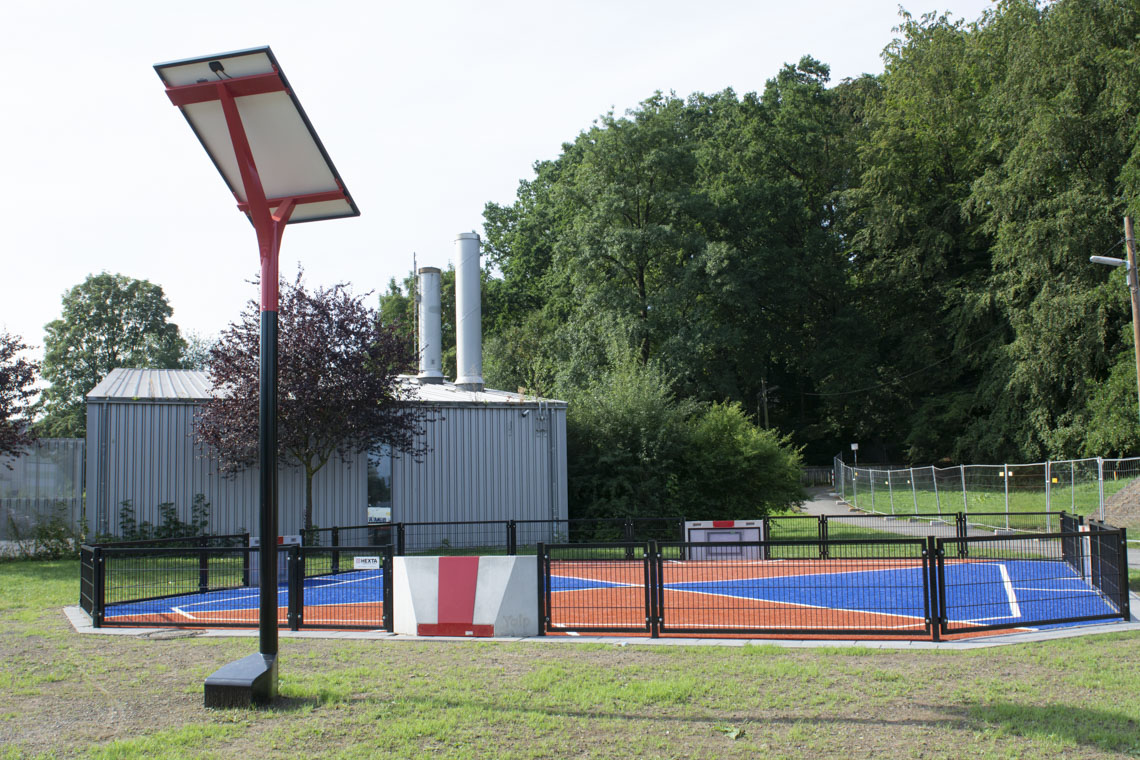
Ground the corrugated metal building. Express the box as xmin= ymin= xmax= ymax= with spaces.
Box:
xmin=85 ymin=368 xmax=567 ymax=538
xmin=0 ymin=439 xmax=85 ymax=541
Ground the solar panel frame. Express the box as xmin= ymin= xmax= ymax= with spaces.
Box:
xmin=154 ymin=46 xmax=359 ymax=225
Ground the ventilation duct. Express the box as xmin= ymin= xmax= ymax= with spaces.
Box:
xmin=454 ymin=232 xmax=484 ymax=391
xmin=416 ymin=266 xmax=444 ymax=384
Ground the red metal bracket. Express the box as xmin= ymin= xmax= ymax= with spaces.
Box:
xmin=164 ymin=71 xmax=287 ymax=107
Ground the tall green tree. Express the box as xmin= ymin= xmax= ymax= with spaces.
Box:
xmin=964 ymin=0 xmax=1140 ymax=459
xmin=39 ymin=273 xmax=187 ymax=437
xmin=844 ymin=9 xmax=1001 ymax=461
xmin=484 ymin=68 xmax=865 ymax=460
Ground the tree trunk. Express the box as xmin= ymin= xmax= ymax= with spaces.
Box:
xmin=304 ymin=465 xmax=315 ymax=533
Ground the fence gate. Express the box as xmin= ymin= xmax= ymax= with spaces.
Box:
xmin=653 ymin=539 xmax=934 ymax=639
xmin=935 ymin=528 xmax=1130 ymax=637
xmin=539 ymin=543 xmax=656 ymax=636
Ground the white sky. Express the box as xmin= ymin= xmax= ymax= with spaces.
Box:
xmin=1 ymin=0 xmax=995 ymax=356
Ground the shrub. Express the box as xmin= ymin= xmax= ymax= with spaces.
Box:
xmin=566 ymin=363 xmax=803 ymax=524
xmin=4 ymin=503 xmax=82 ymax=560
xmin=115 ymin=494 xmax=212 ymax=542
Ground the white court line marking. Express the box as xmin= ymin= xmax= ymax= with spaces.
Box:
xmin=998 ymin=563 xmax=1022 ymax=619
xmin=179 ymin=591 xmax=261 ymax=610
xmin=549 ymin=574 xmax=639 ymax=591
xmin=172 ymin=606 xmax=195 ymax=620
xmin=305 ymin=572 xmax=381 ymax=590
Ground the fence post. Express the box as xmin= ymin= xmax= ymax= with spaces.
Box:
xmin=870 ymin=471 xmax=876 ymax=513
xmin=1098 ymin=457 xmax=1105 ymax=521
xmin=536 ymin=543 xmax=546 ymax=636
xmin=761 ymin=516 xmax=771 ymax=560
xmin=1071 ymin=460 xmax=1076 ymax=512
xmin=507 ymin=520 xmax=517 ymax=555
xmin=819 ymin=515 xmax=828 ymax=559
xmin=911 ymin=467 xmax=918 ymax=514
xmin=288 ymin=545 xmax=302 ymax=631
xmin=932 ymin=466 xmax=941 ymax=515
xmin=242 ymin=534 xmax=251 ymax=587
xmin=93 ymin=546 xmax=105 ymax=628
xmin=648 ymin=541 xmax=660 ymax=638
xmin=1003 ymin=464 xmax=1010 ymax=531
xmin=1045 ymin=460 xmax=1052 ymax=533
xmin=960 ymin=465 xmax=968 ymax=513
xmin=331 ymin=526 xmax=340 ymax=574
xmin=396 ymin=523 xmax=406 ymax=556
xmin=887 ymin=469 xmax=895 ymax=515
xmin=1119 ymin=529 xmax=1131 ymax=622
xmin=956 ymin=513 xmax=968 ymax=559
xmin=383 ymin=548 xmax=394 ymax=632
xmin=198 ymin=535 xmax=209 ymax=594
xmin=925 ymin=535 xmax=940 ymax=642
xmin=852 ymin=468 xmax=859 ymax=509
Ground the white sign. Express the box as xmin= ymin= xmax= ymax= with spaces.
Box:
xmin=354 ymin=556 xmax=381 ymax=570
xmin=850 ymin=443 xmax=859 ymax=451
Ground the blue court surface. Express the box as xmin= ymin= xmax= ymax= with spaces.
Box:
xmin=549 ymin=558 xmax=1123 ymax=632
xmin=105 ymin=570 xmax=382 ymax=624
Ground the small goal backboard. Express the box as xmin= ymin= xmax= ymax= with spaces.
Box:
xmin=684 ymin=520 xmax=764 ymax=561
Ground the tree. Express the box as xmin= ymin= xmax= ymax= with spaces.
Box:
xmin=182 ymin=331 xmax=216 ymax=371
xmin=565 ymin=358 xmax=802 ymax=524
xmin=483 ymin=78 xmax=863 ymax=460
xmin=39 ymin=273 xmax=187 ymax=437
xmin=195 ymin=270 xmax=430 ymax=532
xmin=0 ymin=332 xmax=38 ymax=462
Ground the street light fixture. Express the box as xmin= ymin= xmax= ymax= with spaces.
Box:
xmin=1090 ymin=217 xmax=1140 ymax=427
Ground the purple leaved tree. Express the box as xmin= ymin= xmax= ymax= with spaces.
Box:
xmin=195 ymin=270 xmax=430 ymax=532
xmin=0 ymin=332 xmax=38 ymax=463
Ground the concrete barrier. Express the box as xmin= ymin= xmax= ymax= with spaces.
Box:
xmin=393 ymin=555 xmax=538 ymax=637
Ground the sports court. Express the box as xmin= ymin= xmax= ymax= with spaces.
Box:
xmin=86 ymin=524 xmax=1130 ymax=641
xmin=544 ymin=553 xmax=1123 ymax=639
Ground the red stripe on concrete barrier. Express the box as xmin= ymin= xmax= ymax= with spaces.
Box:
xmin=417 ymin=622 xmax=495 ymax=636
xmin=712 ymin=520 xmax=735 ymax=528
xmin=416 ymin=556 xmax=487 ymax=637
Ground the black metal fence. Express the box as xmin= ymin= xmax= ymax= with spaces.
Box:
xmin=81 ymin=543 xmax=393 ymax=632
xmin=80 ymin=513 xmax=1129 ymax=641
xmin=294 ymin=511 xmax=1074 ymax=559
xmin=935 ymin=528 xmax=1130 ymax=636
xmin=538 ymin=527 xmax=1130 ymax=640
xmin=302 ymin=518 xmax=688 ymax=556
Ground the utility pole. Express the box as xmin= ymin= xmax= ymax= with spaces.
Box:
xmin=1125 ymin=217 xmax=1140 ymax=427
xmin=759 ymin=377 xmax=778 ymax=429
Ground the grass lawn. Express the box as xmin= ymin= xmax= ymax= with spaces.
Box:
xmin=2 ymin=559 xmax=1139 ymax=759
xmin=844 ymin=476 xmax=1123 ymax=519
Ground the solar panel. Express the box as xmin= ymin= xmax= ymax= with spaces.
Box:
xmin=154 ymin=46 xmax=358 ymax=224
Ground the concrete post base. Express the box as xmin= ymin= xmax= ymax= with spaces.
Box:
xmin=204 ymin=653 xmax=277 ymax=708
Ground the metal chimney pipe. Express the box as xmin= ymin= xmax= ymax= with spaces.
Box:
xmin=416 ymin=266 xmax=444 ymax=384
xmin=454 ymin=232 xmax=484 ymax=391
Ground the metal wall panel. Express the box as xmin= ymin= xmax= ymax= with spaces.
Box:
xmin=0 ymin=438 xmax=84 ymax=540
xmin=86 ymin=400 xmax=367 ymax=538
xmin=391 ymin=404 xmax=568 ymax=528
xmin=85 ymin=394 xmax=568 ymax=540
